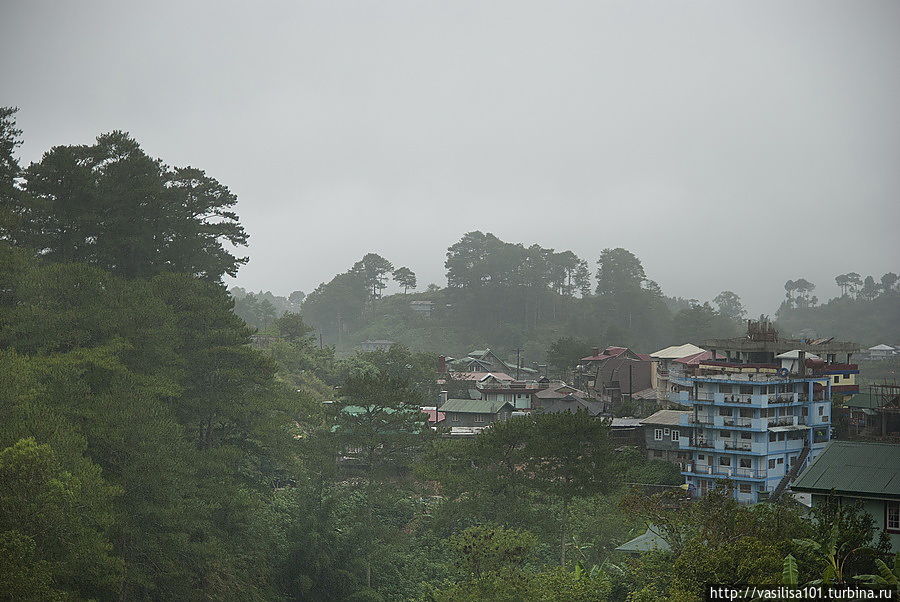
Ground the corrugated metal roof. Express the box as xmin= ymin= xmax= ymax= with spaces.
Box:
xmin=845 ymin=392 xmax=895 ymax=410
xmin=650 ymin=343 xmax=705 ymax=359
xmin=792 ymin=441 xmax=900 ymax=499
xmin=640 ymin=410 xmax=690 ymax=426
xmin=615 ymin=526 xmax=671 ymax=554
xmin=440 ymin=399 xmax=512 ymax=414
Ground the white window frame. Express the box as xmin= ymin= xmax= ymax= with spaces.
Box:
xmin=887 ymin=501 xmax=900 ymax=533
xmin=474 ymin=414 xmax=485 ymax=423
xmin=654 ymin=429 xmax=663 ymax=441
xmin=671 ymin=429 xmax=679 ymax=441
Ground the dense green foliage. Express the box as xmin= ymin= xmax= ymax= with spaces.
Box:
xmin=296 ymin=232 xmax=750 ymax=367
xmin=1 ymin=107 xmax=894 ymax=601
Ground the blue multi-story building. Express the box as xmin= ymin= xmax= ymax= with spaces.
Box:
xmin=670 ymin=320 xmax=859 ymax=503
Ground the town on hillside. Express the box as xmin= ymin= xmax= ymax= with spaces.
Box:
xmin=396 ymin=318 xmax=899 ymax=554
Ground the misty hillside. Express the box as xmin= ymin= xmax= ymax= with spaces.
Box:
xmin=233 ymin=233 xmax=899 ymax=359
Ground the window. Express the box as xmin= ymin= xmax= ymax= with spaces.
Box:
xmin=721 ymin=431 xmax=730 ymax=438
xmin=654 ymin=429 xmax=663 ymax=441
xmin=719 ymin=456 xmax=731 ymax=466
xmin=802 ymin=407 xmax=808 ymax=417
xmin=769 ymin=432 xmax=776 ymax=442
xmin=768 ymin=459 xmax=776 ymax=469
xmin=778 ymin=433 xmax=786 ymax=441
xmin=452 ymin=414 xmax=460 ymax=422
xmin=823 ymin=415 xmax=829 ymax=422
xmin=698 ymin=454 xmax=705 ymax=460
xmin=887 ymin=502 xmax=900 ymax=533
xmin=777 ymin=458 xmax=784 ymax=465
xmin=739 ymin=458 xmax=751 ymax=468
xmin=818 ymin=406 xmax=824 ymax=416
xmin=739 ymin=483 xmax=752 ymax=494
xmin=740 ymin=432 xmax=752 ymax=440
xmin=739 ymin=408 xmax=752 ymax=418
xmin=720 ymin=408 xmax=732 ymax=417
xmin=664 ymin=428 xmax=670 ymax=435
xmin=671 ymin=429 xmax=680 ymax=441
xmin=834 ymin=375 xmax=841 ymax=383
xmin=740 ymin=385 xmax=753 ymax=395
xmin=474 ymin=414 xmax=485 ymax=423
xmin=719 ymin=384 xmax=733 ymax=393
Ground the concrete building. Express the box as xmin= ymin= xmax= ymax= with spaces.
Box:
xmin=675 ymin=320 xmax=859 ymax=503
xmin=640 ymin=410 xmax=692 ymax=468
xmin=791 ymin=440 xmax=900 ymax=552
xmin=650 ymin=343 xmax=706 ymax=406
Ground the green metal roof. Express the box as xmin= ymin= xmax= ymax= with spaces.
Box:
xmin=440 ymin=398 xmax=512 ymax=414
xmin=843 ymin=393 xmax=884 ymax=410
xmin=792 ymin=441 xmax=900 ymax=499
xmin=615 ymin=525 xmax=671 ymax=554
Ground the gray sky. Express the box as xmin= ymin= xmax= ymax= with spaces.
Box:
xmin=3 ymin=1 xmax=899 ymax=315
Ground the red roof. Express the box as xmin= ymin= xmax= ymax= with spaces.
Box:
xmin=421 ymin=408 xmax=446 ymax=423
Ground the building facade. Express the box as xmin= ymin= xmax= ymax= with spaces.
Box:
xmin=675 ymin=321 xmax=858 ymax=503
xmin=641 ymin=410 xmax=692 ymax=468
xmin=791 ymin=440 xmax=900 ymax=552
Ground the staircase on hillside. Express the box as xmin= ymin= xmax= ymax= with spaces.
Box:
xmin=770 ymin=444 xmax=811 ymax=502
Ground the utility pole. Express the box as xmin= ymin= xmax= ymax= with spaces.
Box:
xmin=515 ymin=348 xmax=522 ymax=380
xmin=628 ymin=363 xmax=633 ymax=403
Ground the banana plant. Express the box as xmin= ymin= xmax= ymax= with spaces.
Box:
xmin=791 ymin=525 xmax=863 ymax=584
xmin=854 ymin=554 xmax=899 ymax=588
xmin=782 ymin=554 xmax=799 ymax=586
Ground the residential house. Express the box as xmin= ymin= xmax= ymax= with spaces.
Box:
xmin=449 ymin=348 xmax=538 ymax=377
xmin=867 ymin=344 xmax=896 ymax=360
xmin=641 ymin=410 xmax=692 ymax=468
xmin=575 ymin=346 xmax=653 ymax=402
xmin=791 ymin=440 xmax=900 ymax=552
xmin=535 ymin=393 xmax=605 ymax=417
xmin=532 ymin=383 xmax=592 ymax=412
xmin=439 ymin=398 xmax=515 ymax=428
xmin=609 ymin=417 xmax=644 ymax=445
xmin=478 ymin=379 xmax=544 ymax=411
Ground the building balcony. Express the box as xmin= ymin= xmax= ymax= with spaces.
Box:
xmin=681 ymin=436 xmax=770 ymax=455
xmin=669 ymin=391 xmax=815 ymax=407
xmin=682 ymin=462 xmax=768 ymax=480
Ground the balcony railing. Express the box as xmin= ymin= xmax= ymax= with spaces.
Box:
xmin=768 ymin=416 xmax=796 ymax=427
xmin=689 ymin=439 xmax=715 ymax=449
xmin=723 ymin=441 xmax=753 ymax=451
xmin=723 ymin=418 xmax=752 ymax=427
xmin=684 ymin=462 xmax=766 ymax=479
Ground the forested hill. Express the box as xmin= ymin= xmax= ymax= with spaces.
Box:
xmin=776 ymin=293 xmax=900 ymax=345
xmin=240 ymin=233 xmax=897 ymax=361
xmin=294 ymin=235 xmax=746 ymax=360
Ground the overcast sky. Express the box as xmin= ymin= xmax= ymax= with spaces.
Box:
xmin=3 ymin=1 xmax=899 ymax=315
